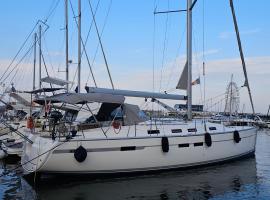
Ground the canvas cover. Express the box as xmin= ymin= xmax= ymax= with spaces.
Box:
xmin=123 ymin=103 xmax=148 ymax=125
xmin=46 ymin=93 xmax=125 ymax=104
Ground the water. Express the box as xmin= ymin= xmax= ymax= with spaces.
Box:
xmin=1 ymin=130 xmax=270 ymax=200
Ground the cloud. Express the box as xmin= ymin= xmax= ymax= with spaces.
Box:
xmin=219 ymin=28 xmax=261 ymax=39
xmin=0 ymin=55 xmax=269 ymax=113
xmin=205 ymin=56 xmax=270 ymax=75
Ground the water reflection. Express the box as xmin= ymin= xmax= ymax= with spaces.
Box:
xmin=21 ymin=158 xmax=257 ymax=200
xmin=3 ymin=130 xmax=270 ymax=200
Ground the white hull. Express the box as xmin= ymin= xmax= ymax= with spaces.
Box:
xmin=22 ymin=123 xmax=257 ymax=174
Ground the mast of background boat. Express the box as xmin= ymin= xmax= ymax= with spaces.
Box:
xmin=65 ymin=0 xmax=69 ymax=92
xmin=267 ymin=105 xmax=270 ymax=117
xmin=77 ymin=0 xmax=81 ymax=93
xmin=30 ymin=33 xmax=38 ymax=116
xmin=229 ymin=0 xmax=255 ymax=115
xmin=187 ymin=0 xmax=193 ymax=120
xmin=39 ymin=25 xmax=42 ymax=89
xmin=33 ymin=33 xmax=37 ymax=91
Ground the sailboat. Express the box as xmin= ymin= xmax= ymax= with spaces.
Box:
xmin=21 ymin=0 xmax=257 ymax=175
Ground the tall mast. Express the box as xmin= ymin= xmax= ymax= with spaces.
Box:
xmin=65 ymin=0 xmax=69 ymax=92
xmin=33 ymin=33 xmax=37 ymax=90
xmin=39 ymin=24 xmax=42 ymax=89
xmin=77 ymin=0 xmax=81 ymax=93
xmin=187 ymin=0 xmax=193 ymax=120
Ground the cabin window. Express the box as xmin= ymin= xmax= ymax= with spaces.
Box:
xmin=178 ymin=143 xmax=189 ymax=148
xmin=148 ymin=130 xmax=160 ymax=134
xmin=171 ymin=129 xmax=182 ymax=133
xmin=120 ymin=146 xmax=136 ymax=151
xmin=188 ymin=128 xmax=197 ymax=132
xmin=194 ymin=142 xmax=203 ymax=147
xmin=209 ymin=127 xmax=217 ymax=131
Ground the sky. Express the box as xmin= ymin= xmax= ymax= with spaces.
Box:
xmin=0 ymin=0 xmax=269 ymax=114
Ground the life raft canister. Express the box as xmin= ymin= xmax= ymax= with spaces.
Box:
xmin=204 ymin=132 xmax=212 ymax=147
xmin=74 ymin=146 xmax=87 ymax=163
xmin=27 ymin=117 xmax=34 ymax=129
xmin=161 ymin=137 xmax=169 ymax=153
xmin=233 ymin=130 xmax=241 ymax=143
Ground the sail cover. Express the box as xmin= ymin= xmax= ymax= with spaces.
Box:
xmin=45 ymin=93 xmax=125 ymax=104
xmin=176 ymin=61 xmax=188 ymax=90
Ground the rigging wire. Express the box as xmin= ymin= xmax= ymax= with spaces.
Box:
xmin=165 ymin=27 xmax=186 ymax=90
xmin=152 ymin=1 xmax=157 ymax=94
xmin=1 ymin=42 xmax=35 ymax=84
xmin=43 ymin=36 xmax=57 ymax=77
xmin=9 ymin=68 xmax=19 ymax=86
xmin=0 ymin=0 xmax=61 ymax=85
xmin=10 ymin=46 xmax=33 ymax=87
xmin=86 ymin=0 xmax=113 ymax=85
xmin=70 ymin=67 xmax=78 ymax=90
xmin=0 ymin=22 xmax=38 ymax=83
xmin=44 ymin=0 xmax=61 ymax=23
xmin=88 ymin=0 xmax=114 ymax=89
xmin=192 ymin=26 xmax=203 ymax=103
xmin=159 ymin=0 xmax=170 ymax=92
xmin=151 ymin=0 xmax=158 ymax=121
xmin=83 ymin=0 xmax=101 ymax=55
xmin=69 ymin=0 xmax=97 ymax=87
xmin=84 ymin=0 xmax=101 ymax=85
xmin=202 ymin=0 xmax=206 ymax=122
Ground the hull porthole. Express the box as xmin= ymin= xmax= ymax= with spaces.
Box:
xmin=74 ymin=146 xmax=87 ymax=162
xmin=204 ymin=133 xmax=212 ymax=147
xmin=161 ymin=137 xmax=169 ymax=153
xmin=233 ymin=131 xmax=241 ymax=143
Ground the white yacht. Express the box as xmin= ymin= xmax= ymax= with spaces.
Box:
xmin=21 ymin=0 xmax=257 ymax=175
xmin=22 ymin=93 xmax=256 ymax=174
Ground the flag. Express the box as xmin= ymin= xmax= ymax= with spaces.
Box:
xmin=192 ymin=77 xmax=200 ymax=86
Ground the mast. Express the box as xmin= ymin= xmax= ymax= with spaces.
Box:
xmin=77 ymin=0 xmax=81 ymax=93
xmin=65 ymin=0 xmax=69 ymax=92
xmin=229 ymin=0 xmax=255 ymax=115
xmin=39 ymin=25 xmax=42 ymax=89
xmin=187 ymin=0 xmax=193 ymax=120
xmin=33 ymin=33 xmax=37 ymax=90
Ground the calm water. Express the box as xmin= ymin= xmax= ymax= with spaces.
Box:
xmin=1 ymin=130 xmax=270 ymax=200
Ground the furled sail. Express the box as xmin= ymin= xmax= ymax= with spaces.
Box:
xmin=176 ymin=61 xmax=188 ymax=90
